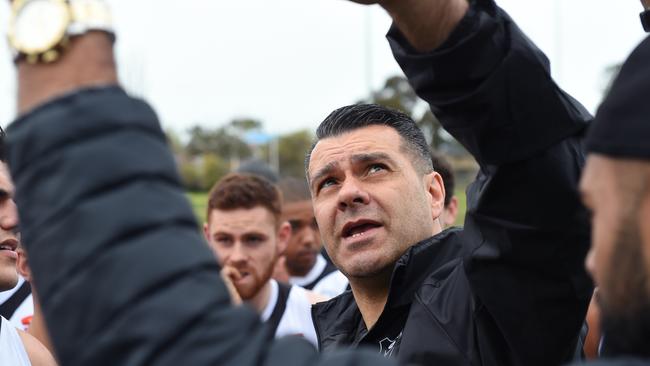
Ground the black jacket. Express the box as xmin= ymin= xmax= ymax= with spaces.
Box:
xmin=5 ymin=88 xmax=392 ymax=366
xmin=568 ymin=360 xmax=650 ymax=366
xmin=313 ymin=2 xmax=593 ymax=365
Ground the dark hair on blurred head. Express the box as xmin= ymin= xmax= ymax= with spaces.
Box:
xmin=430 ymin=151 xmax=455 ymax=207
xmin=278 ymin=177 xmax=311 ymax=204
xmin=236 ymin=159 xmax=279 ymax=184
xmin=207 ymin=173 xmax=283 ymax=226
xmin=306 ymin=104 xmax=433 ymax=176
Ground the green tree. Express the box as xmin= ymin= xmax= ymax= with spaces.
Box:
xmin=230 ymin=118 xmax=262 ymax=133
xmin=202 ymin=153 xmax=229 ymax=189
xmin=186 ymin=125 xmax=252 ymax=161
xmin=274 ymin=129 xmax=314 ymax=179
xmin=179 ymin=160 xmax=203 ymax=191
xmin=165 ymin=128 xmax=185 ymax=156
xmin=366 ymin=75 xmax=451 ymax=151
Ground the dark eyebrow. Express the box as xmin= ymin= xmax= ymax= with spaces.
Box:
xmin=243 ymin=232 xmax=268 ymax=238
xmin=309 ymin=152 xmax=396 ymax=190
xmin=350 ymin=152 xmax=395 ymax=165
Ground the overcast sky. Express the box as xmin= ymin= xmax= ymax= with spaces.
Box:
xmin=0 ymin=1 xmax=647 ymax=137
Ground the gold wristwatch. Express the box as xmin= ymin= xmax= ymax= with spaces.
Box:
xmin=7 ymin=0 xmax=114 ymax=64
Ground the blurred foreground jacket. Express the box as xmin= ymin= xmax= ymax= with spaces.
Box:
xmin=5 ymin=87 xmax=392 ymax=366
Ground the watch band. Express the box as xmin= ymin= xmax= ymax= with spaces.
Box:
xmin=68 ymin=0 xmax=114 ymax=36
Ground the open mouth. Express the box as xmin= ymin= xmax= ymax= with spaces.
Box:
xmin=342 ymin=220 xmax=383 ymax=239
xmin=236 ymin=270 xmax=251 ymax=281
xmin=0 ymin=239 xmax=17 ymax=252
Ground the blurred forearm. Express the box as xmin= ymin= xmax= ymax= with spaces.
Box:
xmin=16 ymin=32 xmax=118 ymax=115
xmin=380 ymin=0 xmax=469 ymax=51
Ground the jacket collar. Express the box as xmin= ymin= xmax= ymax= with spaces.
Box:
xmin=386 ymin=228 xmax=464 ymax=308
xmin=312 ymin=228 xmax=464 ymax=348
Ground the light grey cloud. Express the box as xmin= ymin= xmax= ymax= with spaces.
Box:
xmin=0 ymin=1 xmax=646 ymax=136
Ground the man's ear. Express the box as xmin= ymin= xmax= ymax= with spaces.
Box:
xmin=277 ymin=221 xmax=291 ymax=255
xmin=426 ymin=171 xmax=446 ymax=220
xmin=16 ymin=247 xmax=31 ymax=282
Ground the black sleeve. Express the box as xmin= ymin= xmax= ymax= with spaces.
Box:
xmin=388 ymin=1 xmax=593 ymax=364
xmin=6 ymin=87 xmax=392 ymax=366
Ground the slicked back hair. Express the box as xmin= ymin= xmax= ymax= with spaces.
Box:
xmin=206 ymin=173 xmax=283 ymax=227
xmin=306 ymin=104 xmax=433 ymax=177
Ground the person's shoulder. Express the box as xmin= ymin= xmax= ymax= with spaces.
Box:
xmin=290 ymin=284 xmax=329 ymax=305
xmin=313 ymin=270 xmax=349 ymax=298
xmin=17 ymin=330 xmax=57 ymax=366
xmin=305 ymin=289 xmax=329 ymax=305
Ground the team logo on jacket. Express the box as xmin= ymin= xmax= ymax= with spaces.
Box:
xmin=378 ymin=331 xmax=402 ymax=357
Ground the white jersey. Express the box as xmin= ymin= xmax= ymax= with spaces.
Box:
xmin=290 ymin=255 xmax=349 ymax=298
xmin=312 ymin=270 xmax=349 ymax=299
xmin=0 ymin=316 xmax=31 ymax=366
xmin=260 ymin=280 xmax=318 ymax=347
xmin=0 ymin=277 xmax=34 ymax=330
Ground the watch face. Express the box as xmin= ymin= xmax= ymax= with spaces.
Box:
xmin=9 ymin=0 xmax=71 ymax=54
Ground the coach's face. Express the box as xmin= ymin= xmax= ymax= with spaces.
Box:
xmin=308 ymin=125 xmax=444 ymax=280
xmin=0 ymin=163 xmax=19 ymax=292
xmin=581 ymin=155 xmax=650 ymax=354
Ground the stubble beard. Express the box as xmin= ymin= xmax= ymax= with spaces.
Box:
xmin=286 ymin=249 xmax=317 ymax=277
xmin=236 ymin=256 xmax=278 ymax=301
xmin=599 ymin=214 xmax=650 ymax=358
xmin=0 ymin=259 xmax=18 ymax=292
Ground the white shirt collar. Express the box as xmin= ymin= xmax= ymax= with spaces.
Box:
xmin=289 ymin=254 xmax=326 ymax=287
xmin=260 ymin=279 xmax=279 ymax=322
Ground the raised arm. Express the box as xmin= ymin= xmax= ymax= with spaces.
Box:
xmin=9 ymin=24 xmax=261 ymax=366
xmin=6 ymin=2 xmax=389 ymax=366
xmin=349 ymin=0 xmax=469 ymax=51
xmin=350 ymin=0 xmax=593 ymax=363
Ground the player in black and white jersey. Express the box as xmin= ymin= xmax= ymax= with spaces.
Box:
xmin=0 ymin=276 xmax=33 ymax=331
xmin=0 ymin=138 xmax=56 ymax=366
xmin=203 ymin=174 xmax=325 ymax=346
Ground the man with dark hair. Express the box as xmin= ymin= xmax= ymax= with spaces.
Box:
xmin=276 ymin=177 xmax=349 ymax=298
xmin=203 ymin=173 xmax=324 ymax=346
xmin=308 ymin=1 xmax=592 ymax=364
xmin=430 ymin=151 xmax=459 ymax=228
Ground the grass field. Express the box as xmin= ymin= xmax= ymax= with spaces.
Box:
xmin=187 ymin=189 xmax=468 ymax=227
xmin=187 ymin=192 xmax=209 ymax=224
